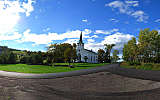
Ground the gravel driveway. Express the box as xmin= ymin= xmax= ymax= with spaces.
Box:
xmin=0 ymin=71 xmax=160 ymax=100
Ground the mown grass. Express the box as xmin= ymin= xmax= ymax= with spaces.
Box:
xmin=0 ymin=63 xmax=108 ymax=74
xmin=120 ymin=62 xmax=160 ymax=71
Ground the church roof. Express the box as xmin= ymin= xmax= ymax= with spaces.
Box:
xmin=84 ymin=49 xmax=97 ymax=54
xmin=78 ymin=32 xmax=83 ymax=44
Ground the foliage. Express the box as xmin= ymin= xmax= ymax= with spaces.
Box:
xmin=8 ymin=52 xmax=17 ymax=64
xmin=104 ymin=44 xmax=115 ymax=63
xmin=98 ymin=49 xmax=105 ymax=63
xmin=47 ymin=43 xmax=77 ymax=63
xmin=112 ymin=50 xmax=119 ymax=63
xmin=20 ymin=51 xmax=44 ymax=65
xmin=64 ymin=48 xmax=72 ymax=64
xmin=0 ymin=47 xmax=17 ymax=64
xmin=123 ymin=28 xmax=160 ymax=65
xmin=121 ymin=62 xmax=160 ymax=71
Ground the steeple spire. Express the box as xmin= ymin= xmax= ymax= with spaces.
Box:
xmin=80 ymin=31 xmax=83 ymax=43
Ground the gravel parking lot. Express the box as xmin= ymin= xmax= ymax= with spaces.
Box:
xmin=0 ymin=71 xmax=160 ymax=100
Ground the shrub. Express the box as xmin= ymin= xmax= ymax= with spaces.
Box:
xmin=127 ymin=61 xmax=141 ymax=66
xmin=134 ymin=61 xmax=141 ymax=66
xmin=143 ymin=63 xmax=153 ymax=67
xmin=127 ymin=61 xmax=134 ymax=65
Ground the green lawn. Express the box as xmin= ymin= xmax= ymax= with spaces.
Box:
xmin=120 ymin=62 xmax=160 ymax=71
xmin=0 ymin=63 xmax=108 ymax=74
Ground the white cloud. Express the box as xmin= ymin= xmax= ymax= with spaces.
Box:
xmin=0 ymin=0 xmax=35 ymax=38
xmin=110 ymin=18 xmax=119 ymax=22
xmin=125 ymin=1 xmax=139 ymax=7
xmin=18 ymin=29 xmax=92 ymax=45
xmin=101 ymin=32 xmax=134 ymax=51
xmin=84 ymin=42 xmax=104 ymax=52
xmin=87 ymin=39 xmax=95 ymax=43
xmin=95 ymin=28 xmax=119 ymax=34
xmin=106 ymin=1 xmax=132 ymax=14
xmin=0 ymin=32 xmax=22 ymax=41
xmin=22 ymin=0 xmax=35 ymax=16
xmin=82 ymin=19 xmax=88 ymax=22
xmin=20 ymin=29 xmax=54 ymax=44
xmin=91 ymin=35 xmax=98 ymax=38
xmin=84 ymin=31 xmax=134 ymax=52
xmin=155 ymin=19 xmax=160 ymax=23
xmin=63 ymin=39 xmax=79 ymax=44
xmin=95 ymin=30 xmax=109 ymax=34
xmin=131 ymin=10 xmax=148 ymax=22
xmin=106 ymin=1 xmax=148 ymax=22
xmin=16 ymin=28 xmax=134 ymax=53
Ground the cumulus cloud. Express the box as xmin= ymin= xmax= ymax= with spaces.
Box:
xmin=22 ymin=0 xmax=35 ymax=16
xmin=101 ymin=32 xmax=134 ymax=52
xmin=84 ymin=42 xmax=104 ymax=52
xmin=0 ymin=0 xmax=35 ymax=41
xmin=106 ymin=0 xmax=148 ymax=22
xmin=0 ymin=32 xmax=22 ymax=41
xmin=18 ymin=29 xmax=92 ymax=45
xmin=84 ymin=32 xmax=134 ymax=53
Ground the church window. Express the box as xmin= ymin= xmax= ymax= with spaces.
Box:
xmin=91 ymin=56 xmax=92 ymax=62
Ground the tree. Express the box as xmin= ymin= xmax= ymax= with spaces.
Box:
xmin=112 ymin=50 xmax=119 ymax=63
xmin=104 ymin=44 xmax=115 ymax=63
xmin=128 ymin=37 xmax=138 ymax=63
xmin=98 ymin=49 xmax=105 ymax=63
xmin=138 ymin=29 xmax=159 ymax=63
xmin=8 ymin=52 xmax=16 ymax=64
xmin=47 ymin=43 xmax=77 ymax=64
xmin=123 ymin=37 xmax=139 ymax=65
xmin=0 ymin=47 xmax=10 ymax=64
xmin=123 ymin=28 xmax=160 ymax=64
xmin=72 ymin=48 xmax=77 ymax=63
xmin=64 ymin=48 xmax=73 ymax=65
xmin=123 ymin=44 xmax=129 ymax=62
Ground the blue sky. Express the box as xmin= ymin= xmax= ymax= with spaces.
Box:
xmin=0 ymin=0 xmax=160 ymax=53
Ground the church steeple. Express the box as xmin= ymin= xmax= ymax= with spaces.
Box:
xmin=79 ymin=32 xmax=83 ymax=43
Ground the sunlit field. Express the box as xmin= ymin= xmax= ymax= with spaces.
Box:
xmin=0 ymin=63 xmax=108 ymax=74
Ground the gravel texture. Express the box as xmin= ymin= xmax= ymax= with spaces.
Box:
xmin=0 ymin=72 xmax=160 ymax=100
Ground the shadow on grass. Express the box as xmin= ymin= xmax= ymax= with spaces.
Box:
xmin=0 ymin=64 xmax=14 ymax=66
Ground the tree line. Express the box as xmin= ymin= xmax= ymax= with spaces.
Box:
xmin=0 ymin=42 xmax=119 ymax=65
xmin=123 ymin=28 xmax=160 ymax=65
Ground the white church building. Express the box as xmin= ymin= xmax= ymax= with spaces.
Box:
xmin=76 ymin=32 xmax=98 ymax=63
